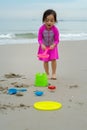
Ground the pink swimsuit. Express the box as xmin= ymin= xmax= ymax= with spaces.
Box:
xmin=38 ymin=24 xmax=60 ymax=61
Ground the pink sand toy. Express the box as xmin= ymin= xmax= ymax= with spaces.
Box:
xmin=38 ymin=47 xmax=50 ymax=59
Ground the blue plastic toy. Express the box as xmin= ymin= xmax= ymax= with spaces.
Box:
xmin=7 ymin=88 xmax=27 ymax=95
xmin=34 ymin=91 xmax=44 ymax=96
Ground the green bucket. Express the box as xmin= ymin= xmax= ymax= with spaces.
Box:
xmin=35 ymin=73 xmax=48 ymax=87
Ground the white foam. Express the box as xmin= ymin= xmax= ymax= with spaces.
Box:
xmin=60 ymin=33 xmax=87 ymax=40
xmin=0 ymin=33 xmax=15 ymax=39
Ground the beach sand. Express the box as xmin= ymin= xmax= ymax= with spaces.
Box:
xmin=0 ymin=40 xmax=87 ymax=130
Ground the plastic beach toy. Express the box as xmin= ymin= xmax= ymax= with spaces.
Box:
xmin=38 ymin=47 xmax=49 ymax=59
xmin=35 ymin=73 xmax=48 ymax=87
xmin=34 ymin=101 xmax=62 ymax=111
xmin=7 ymin=88 xmax=27 ymax=95
xmin=34 ymin=91 xmax=44 ymax=96
xmin=48 ymin=85 xmax=56 ymax=92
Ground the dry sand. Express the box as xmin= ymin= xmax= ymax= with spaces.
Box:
xmin=0 ymin=40 xmax=87 ymax=130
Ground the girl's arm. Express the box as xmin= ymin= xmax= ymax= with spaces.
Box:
xmin=54 ymin=27 xmax=60 ymax=45
xmin=38 ymin=25 xmax=47 ymax=50
xmin=38 ymin=26 xmax=43 ymax=44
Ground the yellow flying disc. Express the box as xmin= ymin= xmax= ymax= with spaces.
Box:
xmin=33 ymin=101 xmax=62 ymax=111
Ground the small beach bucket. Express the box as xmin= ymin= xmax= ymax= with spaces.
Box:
xmin=35 ymin=73 xmax=48 ymax=87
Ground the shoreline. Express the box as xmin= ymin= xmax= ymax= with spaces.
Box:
xmin=0 ymin=39 xmax=87 ymax=46
xmin=0 ymin=38 xmax=87 ymax=46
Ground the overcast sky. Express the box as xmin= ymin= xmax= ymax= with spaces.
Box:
xmin=0 ymin=0 xmax=87 ymax=20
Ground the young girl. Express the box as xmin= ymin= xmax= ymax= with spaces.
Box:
xmin=37 ymin=9 xmax=60 ymax=79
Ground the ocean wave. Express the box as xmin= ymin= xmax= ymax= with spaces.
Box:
xmin=0 ymin=32 xmax=87 ymax=45
xmin=15 ymin=33 xmax=37 ymax=39
xmin=60 ymin=33 xmax=87 ymax=40
xmin=0 ymin=32 xmax=37 ymax=39
xmin=0 ymin=33 xmax=15 ymax=39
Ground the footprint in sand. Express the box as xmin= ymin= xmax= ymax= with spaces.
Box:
xmin=4 ymin=73 xmax=22 ymax=78
xmin=69 ymin=84 xmax=79 ymax=89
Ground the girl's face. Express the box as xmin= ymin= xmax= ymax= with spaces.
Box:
xmin=44 ymin=14 xmax=55 ymax=30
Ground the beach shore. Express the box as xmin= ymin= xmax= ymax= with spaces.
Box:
xmin=0 ymin=40 xmax=87 ymax=130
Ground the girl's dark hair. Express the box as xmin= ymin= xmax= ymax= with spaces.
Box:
xmin=42 ymin=9 xmax=57 ymax=22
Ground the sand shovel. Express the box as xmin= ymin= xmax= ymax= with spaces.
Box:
xmin=7 ymin=88 xmax=27 ymax=95
xmin=38 ymin=47 xmax=50 ymax=59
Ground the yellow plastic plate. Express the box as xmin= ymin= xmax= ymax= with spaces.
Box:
xmin=34 ymin=101 xmax=62 ymax=111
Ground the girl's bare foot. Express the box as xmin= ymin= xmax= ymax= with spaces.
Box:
xmin=47 ymin=75 xmax=51 ymax=80
xmin=51 ymin=74 xmax=57 ymax=80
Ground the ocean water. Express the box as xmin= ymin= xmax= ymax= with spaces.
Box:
xmin=0 ymin=18 xmax=87 ymax=45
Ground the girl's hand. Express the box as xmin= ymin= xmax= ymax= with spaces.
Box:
xmin=50 ymin=44 xmax=56 ymax=50
xmin=41 ymin=44 xmax=46 ymax=50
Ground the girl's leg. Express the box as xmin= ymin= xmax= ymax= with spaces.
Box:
xmin=43 ymin=61 xmax=50 ymax=79
xmin=51 ymin=59 xmax=57 ymax=79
